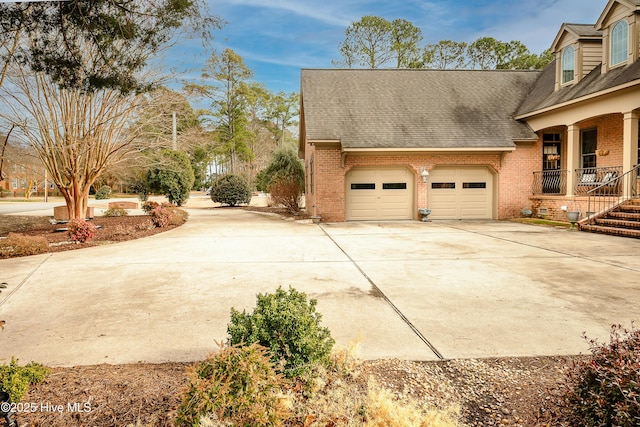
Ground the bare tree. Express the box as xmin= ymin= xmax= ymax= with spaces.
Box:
xmin=1 ymin=63 xmax=146 ymax=219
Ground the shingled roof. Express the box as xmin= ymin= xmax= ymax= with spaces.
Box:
xmin=300 ymin=69 xmax=540 ymax=150
xmin=516 ymin=59 xmax=640 ymax=117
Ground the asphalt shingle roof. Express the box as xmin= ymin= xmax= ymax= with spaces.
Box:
xmin=301 ymin=69 xmax=540 ymax=150
xmin=516 ymin=59 xmax=640 ymax=116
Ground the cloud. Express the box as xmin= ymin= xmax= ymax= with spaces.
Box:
xmin=219 ymin=0 xmax=353 ymax=27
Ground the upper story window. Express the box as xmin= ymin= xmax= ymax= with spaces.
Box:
xmin=610 ymin=20 xmax=628 ymax=66
xmin=562 ymin=46 xmax=575 ymax=84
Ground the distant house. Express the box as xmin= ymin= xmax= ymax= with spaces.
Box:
xmin=0 ymin=143 xmax=54 ymax=198
xmin=299 ymin=0 xmax=640 ymax=235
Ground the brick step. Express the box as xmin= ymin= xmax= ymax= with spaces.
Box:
xmin=581 ymin=224 xmax=640 ymax=239
xmin=607 ymin=211 xmax=640 ymax=221
xmin=617 ymin=204 xmax=640 ymax=213
xmin=594 ymin=218 xmax=640 ymax=230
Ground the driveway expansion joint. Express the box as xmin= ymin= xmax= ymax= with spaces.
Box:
xmin=0 ymin=254 xmax=51 ymax=307
xmin=318 ymin=224 xmax=444 ymax=360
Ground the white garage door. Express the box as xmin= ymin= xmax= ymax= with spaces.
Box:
xmin=346 ymin=168 xmax=414 ymax=221
xmin=427 ymin=167 xmax=494 ymax=220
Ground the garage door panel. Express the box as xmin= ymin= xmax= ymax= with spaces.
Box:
xmin=346 ymin=168 xmax=413 ymax=221
xmin=428 ymin=167 xmax=493 ymax=220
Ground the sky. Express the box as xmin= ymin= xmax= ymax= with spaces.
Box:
xmin=169 ymin=0 xmax=608 ymax=96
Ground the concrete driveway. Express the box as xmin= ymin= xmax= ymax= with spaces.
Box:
xmin=1 ymin=202 xmax=640 ymax=366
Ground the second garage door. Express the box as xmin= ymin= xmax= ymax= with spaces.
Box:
xmin=346 ymin=168 xmax=414 ymax=221
xmin=427 ymin=166 xmax=494 ymax=220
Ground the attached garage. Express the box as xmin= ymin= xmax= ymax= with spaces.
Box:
xmin=428 ymin=166 xmax=494 ymax=220
xmin=346 ymin=168 xmax=414 ymax=221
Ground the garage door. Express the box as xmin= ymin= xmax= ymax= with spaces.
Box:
xmin=346 ymin=168 xmax=414 ymax=221
xmin=427 ymin=167 xmax=493 ymax=219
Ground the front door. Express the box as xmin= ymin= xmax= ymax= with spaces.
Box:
xmin=543 ymin=134 xmax=562 ymax=194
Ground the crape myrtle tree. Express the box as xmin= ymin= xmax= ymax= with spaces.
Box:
xmin=2 ymin=62 xmax=147 ymax=219
xmin=0 ymin=0 xmax=220 ymax=219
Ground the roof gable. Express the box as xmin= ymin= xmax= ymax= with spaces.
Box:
xmin=596 ymin=0 xmax=640 ymax=29
xmin=551 ymin=24 xmax=602 ymax=52
xmin=300 ymin=69 xmax=540 ymax=151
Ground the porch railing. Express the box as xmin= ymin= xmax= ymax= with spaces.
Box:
xmin=532 ymin=170 xmax=567 ymax=195
xmin=574 ymin=166 xmax=623 ymax=196
xmin=586 ymin=165 xmax=640 ymax=225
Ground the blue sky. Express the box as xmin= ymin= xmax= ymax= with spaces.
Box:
xmin=170 ymin=0 xmax=607 ymax=96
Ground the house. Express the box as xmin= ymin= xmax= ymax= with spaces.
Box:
xmin=0 ymin=142 xmax=54 ymax=198
xmin=299 ymin=0 xmax=640 ymax=235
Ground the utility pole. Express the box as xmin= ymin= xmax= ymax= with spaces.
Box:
xmin=172 ymin=112 xmax=177 ymax=150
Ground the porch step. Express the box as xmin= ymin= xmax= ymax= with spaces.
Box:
xmin=593 ymin=218 xmax=640 ymax=230
xmin=581 ymin=224 xmax=640 ymax=239
xmin=580 ymin=198 xmax=640 ymax=239
xmin=617 ymin=203 xmax=640 ymax=213
xmin=608 ymin=211 xmax=640 ymax=221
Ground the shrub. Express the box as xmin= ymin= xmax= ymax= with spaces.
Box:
xmin=67 ymin=219 xmax=97 ymax=243
xmin=561 ymin=324 xmax=640 ymax=426
xmin=176 ymin=343 xmax=286 ymax=427
xmin=259 ymin=148 xmax=305 ymax=190
xmin=228 ymin=286 xmax=334 ymax=378
xmin=102 ymin=207 xmax=129 ymax=217
xmin=141 ymin=201 xmax=159 ymax=214
xmin=210 ymin=174 xmax=251 ymax=207
xmin=0 ymin=233 xmax=49 ymax=257
xmin=268 ymin=176 xmax=303 ymax=213
xmin=163 ymin=205 xmax=189 ymax=225
xmin=94 ymin=185 xmax=112 ymax=200
xmin=149 ymin=206 xmax=171 ymax=228
xmin=0 ymin=358 xmax=50 ymax=402
xmin=147 ymin=149 xmax=195 ymax=206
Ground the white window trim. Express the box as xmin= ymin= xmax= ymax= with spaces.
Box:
xmin=610 ymin=19 xmax=629 ymax=67
xmin=561 ymin=46 xmax=575 ymax=85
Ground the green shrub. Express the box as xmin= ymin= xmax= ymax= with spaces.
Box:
xmin=228 ymin=286 xmax=334 ymax=378
xmin=94 ymin=185 xmax=112 ymax=200
xmin=176 ymin=343 xmax=286 ymax=427
xmin=147 ymin=149 xmax=195 ymax=206
xmin=562 ymin=324 xmax=640 ymax=426
xmin=103 ymin=207 xmax=129 ymax=217
xmin=0 ymin=233 xmax=49 ymax=257
xmin=67 ymin=219 xmax=97 ymax=243
xmin=258 ymin=148 xmax=305 ymax=192
xmin=210 ymin=174 xmax=251 ymax=207
xmin=0 ymin=358 xmax=50 ymax=402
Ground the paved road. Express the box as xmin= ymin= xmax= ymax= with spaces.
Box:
xmin=1 ymin=203 xmax=639 ymax=366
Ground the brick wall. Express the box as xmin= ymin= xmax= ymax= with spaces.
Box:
xmin=577 ymin=114 xmax=624 ymax=168
xmin=304 ymin=142 xmax=545 ymax=221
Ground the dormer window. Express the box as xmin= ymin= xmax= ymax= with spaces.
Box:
xmin=562 ymin=46 xmax=575 ymax=84
xmin=610 ymin=20 xmax=628 ymax=66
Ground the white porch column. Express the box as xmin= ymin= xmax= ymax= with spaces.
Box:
xmin=566 ymin=124 xmax=581 ymax=196
xmin=623 ymin=111 xmax=639 ymax=196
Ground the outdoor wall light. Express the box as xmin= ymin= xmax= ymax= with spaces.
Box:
xmin=420 ymin=166 xmax=429 ymax=183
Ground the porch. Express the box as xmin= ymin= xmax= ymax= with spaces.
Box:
xmin=532 ymin=165 xmax=623 ymax=198
xmin=530 ymin=165 xmax=640 ymax=238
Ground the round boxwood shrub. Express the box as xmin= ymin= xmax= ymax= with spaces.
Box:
xmin=228 ymin=286 xmax=335 ymax=378
xmin=94 ymin=185 xmax=112 ymax=200
xmin=210 ymin=174 xmax=251 ymax=206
